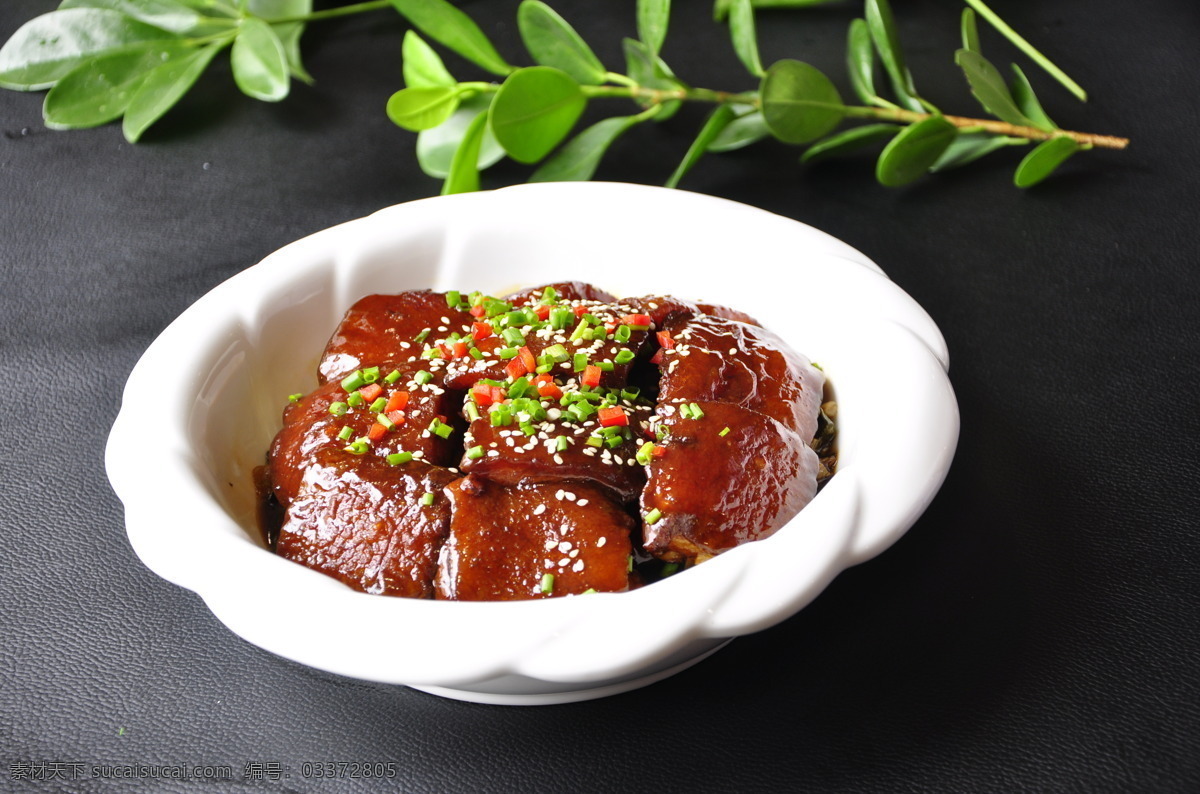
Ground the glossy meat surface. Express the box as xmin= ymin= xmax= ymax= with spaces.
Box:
xmin=641 ymin=401 xmax=819 ymax=562
xmin=269 ymin=371 xmax=462 ymax=505
xmin=658 ymin=314 xmax=824 ymax=440
xmin=437 ymin=478 xmax=634 ymax=600
xmin=458 ymin=401 xmax=653 ymax=502
xmin=319 ymin=291 xmax=472 ymax=384
xmin=504 ymin=281 xmax=617 ymax=306
xmin=276 ymin=459 xmax=456 ymax=597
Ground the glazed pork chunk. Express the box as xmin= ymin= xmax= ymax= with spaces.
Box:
xmin=319 ymin=291 xmax=472 ymax=384
xmin=436 ymin=478 xmax=635 ymax=600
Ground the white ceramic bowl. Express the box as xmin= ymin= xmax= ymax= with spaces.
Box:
xmin=106 ymin=183 xmax=958 ymax=705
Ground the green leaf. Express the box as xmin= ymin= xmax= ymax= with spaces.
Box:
xmin=57 ymin=0 xmax=215 ymax=36
xmin=0 ymin=8 xmax=176 ymax=91
xmin=845 ymin=19 xmax=876 ymax=105
xmin=665 ymin=103 xmax=735 ymax=188
xmin=727 ymin=0 xmax=763 ymax=78
xmin=43 ymin=42 xmax=188 ymax=128
xmin=441 ymin=110 xmax=488 ymax=195
xmin=517 ymin=1 xmax=605 ymax=86
xmin=801 ymin=123 xmax=898 ymax=163
xmin=248 ymin=0 xmax=312 ymax=84
xmin=713 ymin=0 xmax=839 ymax=21
xmin=707 ymin=107 xmax=768 ymax=152
xmin=955 ymin=49 xmax=1037 ymax=128
xmin=960 ymin=8 xmax=980 ymax=54
xmin=1009 ymin=64 xmax=1056 ymax=132
xmin=389 ymin=0 xmax=512 ymax=77
xmin=416 ymin=94 xmax=504 ymax=178
xmin=403 ymin=30 xmax=454 ymax=88
xmin=386 ymin=85 xmax=461 ymax=131
xmin=760 ymin=59 xmax=844 ymax=144
xmin=530 ymin=114 xmax=641 ymax=182
xmin=122 ymin=43 xmax=220 ymax=142
xmin=875 ymin=115 xmax=957 ymax=186
xmin=864 ymin=0 xmax=922 ymax=112
xmin=1013 ymin=135 xmax=1078 ymax=188
xmin=637 ymin=0 xmax=670 ymax=59
xmin=488 ymin=66 xmax=586 ymax=163
xmin=231 ymin=16 xmax=289 ymax=101
xmin=929 ymin=132 xmax=1025 ymax=172
xmin=622 ymin=38 xmax=684 ymax=120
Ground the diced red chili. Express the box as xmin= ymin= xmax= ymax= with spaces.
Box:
xmin=385 ymin=390 xmax=409 ymax=412
xmin=367 ymin=423 xmax=388 ymax=441
xmin=649 ymin=350 xmax=663 ymax=365
xmin=657 ymin=330 xmax=675 ymax=349
xmin=533 ymin=304 xmax=551 ymax=321
xmin=598 ymin=406 xmax=628 ymax=427
xmin=518 ymin=346 xmax=537 ymax=373
xmin=620 ymin=313 xmax=653 ymax=327
xmin=386 ymin=409 xmax=406 ymax=426
xmin=581 ymin=365 xmax=602 ymax=388
xmin=450 ymin=340 xmax=469 ymax=359
xmin=506 ymin=358 xmax=527 ymax=381
xmin=358 ymin=383 xmax=383 ymax=402
xmin=652 ymin=444 xmax=667 ymax=458
xmin=472 ymin=382 xmax=493 ymax=406
xmin=469 ymin=305 xmax=486 ymax=318
xmin=471 ymin=321 xmax=493 ymax=340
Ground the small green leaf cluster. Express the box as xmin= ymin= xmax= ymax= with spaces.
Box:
xmin=385 ymin=0 xmax=1110 ymax=194
xmin=0 ymin=0 xmax=313 ymax=141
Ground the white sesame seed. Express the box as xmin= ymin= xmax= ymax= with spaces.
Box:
xmin=563 ymin=491 xmax=576 ymax=502
xmin=545 ymin=539 xmax=558 ymax=551
xmin=487 ymin=450 xmax=499 ymax=457
xmin=533 ymin=504 xmax=547 ymax=515
xmin=597 ymin=536 xmax=607 ymax=547
xmin=553 ymin=453 xmax=564 ymax=464
xmin=577 ymin=499 xmax=589 ymax=507
xmin=571 ymin=560 xmax=585 ymax=572
xmin=440 ymin=316 xmax=450 ymax=324
xmin=569 ymin=549 xmax=579 ymax=559
xmin=558 ymin=557 xmax=570 ymax=567
xmin=557 ymin=541 xmax=572 ymax=553
xmin=555 ymin=489 xmax=565 ymax=500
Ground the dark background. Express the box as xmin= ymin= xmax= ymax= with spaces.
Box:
xmin=2 ymin=0 xmax=1198 ymax=791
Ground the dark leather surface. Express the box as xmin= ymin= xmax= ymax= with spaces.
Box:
xmin=2 ymin=0 xmax=1198 ymax=791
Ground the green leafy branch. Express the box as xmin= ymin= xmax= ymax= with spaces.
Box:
xmin=0 ymin=0 xmax=1128 ymax=190
xmin=384 ymin=0 xmax=1126 ymax=192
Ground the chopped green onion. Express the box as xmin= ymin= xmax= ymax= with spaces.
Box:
xmin=596 ymin=360 xmax=614 ymax=372
xmin=587 ymin=326 xmax=607 ymax=341
xmin=605 ymin=434 xmax=624 ymax=449
xmin=544 ymin=344 xmax=569 ymax=363
xmin=414 ymin=370 xmax=433 ymax=385
xmin=541 ymin=286 xmax=558 ymax=304
xmin=361 ymin=366 xmax=381 ymax=383
xmin=386 ymin=451 xmax=412 ymax=465
xmin=504 ymin=309 xmax=529 ymax=328
xmin=679 ymin=403 xmax=693 ymax=419
xmin=507 ymin=377 xmax=531 ymax=399
xmin=621 ymin=387 xmax=641 ymax=401
xmin=614 ymin=349 xmax=636 ymax=365
xmin=583 ymin=313 xmax=601 ymax=325
xmin=644 ymin=508 xmax=662 ymax=525
xmin=490 ymin=407 xmax=512 ymax=427
xmin=420 ymin=492 xmax=435 ymax=506
xmin=341 ymin=371 xmax=366 ymax=392
xmin=337 ymin=425 xmax=354 ymax=441
xmin=539 ymin=573 xmax=555 ymax=594
xmin=469 ymin=290 xmax=484 ymax=307
xmin=445 ymin=290 xmax=461 ymax=308
xmin=719 ymin=426 xmax=731 ymax=437
xmin=556 ymin=435 xmax=570 ymax=452
xmin=376 ymin=413 xmax=396 ymax=430
xmin=636 ymin=441 xmax=655 ymax=465
xmin=414 ymin=328 xmax=431 ymax=344
xmin=287 ymin=392 xmax=303 ymax=403
xmin=520 ymin=422 xmax=536 ymax=436
xmin=383 ymin=369 xmax=401 ymax=384
xmin=369 ymin=397 xmax=387 ymax=413
xmin=484 ymin=298 xmax=510 ymax=318
xmin=328 ymin=401 xmax=349 ymax=416
xmin=535 ymin=363 xmax=554 ymax=374
xmin=465 ymin=402 xmax=481 ymax=422
xmin=661 ymin=562 xmax=679 ymax=577
xmin=689 ymin=402 xmax=704 ymax=418
xmin=467 ymin=445 xmax=484 ymax=460
xmin=572 ymin=352 xmax=588 ymax=372
xmin=656 ymin=425 xmax=670 ymax=441
xmin=582 ymin=588 xmax=598 ymax=595
xmin=569 ymin=320 xmax=589 ymax=342
xmin=498 ymin=346 xmax=519 ymax=360
xmin=550 ymin=306 xmax=573 ymax=330
xmin=614 ymin=324 xmax=632 ymax=343
xmin=346 ymin=392 xmax=365 ymax=408
xmin=344 ymin=440 xmax=369 ymax=455
xmin=468 ymin=347 xmax=484 ymax=360
xmin=501 ymin=328 xmax=525 ymax=346
xmin=586 ymin=435 xmax=603 ymax=448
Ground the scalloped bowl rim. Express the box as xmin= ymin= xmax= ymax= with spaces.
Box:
xmin=106 ymin=183 xmax=958 ymax=702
